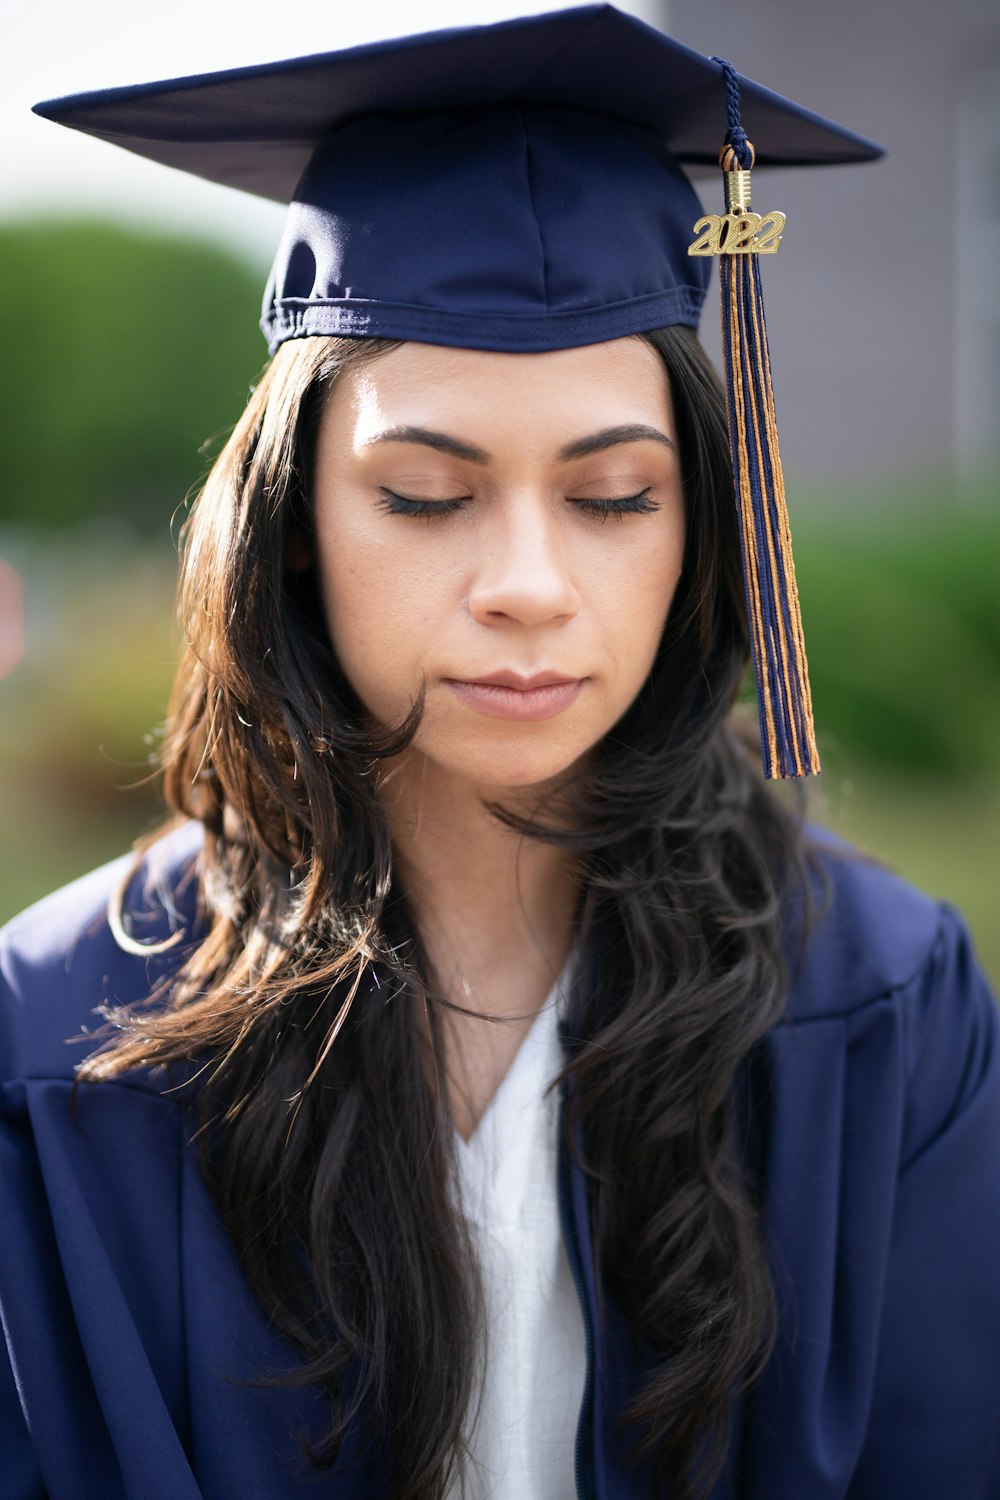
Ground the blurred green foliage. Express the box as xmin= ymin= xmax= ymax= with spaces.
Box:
xmin=794 ymin=501 xmax=1000 ymax=777
xmin=0 ymin=534 xmax=177 ymax=810
xmin=0 ymin=217 xmax=266 ymax=530
xmin=0 ymin=536 xmax=176 ymax=907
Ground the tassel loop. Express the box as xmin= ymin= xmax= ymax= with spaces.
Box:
xmin=711 ymin=55 xmax=755 ymax=169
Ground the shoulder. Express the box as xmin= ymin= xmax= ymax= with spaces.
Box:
xmin=751 ymin=841 xmax=1000 ymax=1491
xmin=0 ymin=820 xmax=204 ymax=1087
xmin=781 ymin=825 xmax=968 ymax=1025
xmin=778 ymin=827 xmax=1000 ymax=1173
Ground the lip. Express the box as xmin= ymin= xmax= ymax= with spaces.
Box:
xmin=461 ymin=669 xmax=579 ymax=690
xmin=444 ymin=671 xmax=585 ymax=722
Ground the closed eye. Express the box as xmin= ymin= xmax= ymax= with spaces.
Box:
xmin=570 ymin=488 xmax=660 ymax=521
xmin=376 ymin=488 xmax=472 ymax=518
xmin=376 ymin=486 xmax=661 ymax=521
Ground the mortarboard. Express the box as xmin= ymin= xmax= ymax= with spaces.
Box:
xmin=33 ymin=4 xmax=883 ymax=779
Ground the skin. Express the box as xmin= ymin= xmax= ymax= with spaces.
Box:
xmin=311 ymin=337 xmax=685 ymax=1137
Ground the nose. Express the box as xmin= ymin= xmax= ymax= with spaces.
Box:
xmin=466 ymin=492 xmax=580 ymax=629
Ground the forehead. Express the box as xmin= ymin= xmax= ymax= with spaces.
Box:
xmin=324 ymin=337 xmax=675 ymax=443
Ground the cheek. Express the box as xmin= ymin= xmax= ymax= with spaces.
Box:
xmin=597 ymin=513 xmax=686 ymax=682
xmin=314 ymin=512 xmax=447 ymax=719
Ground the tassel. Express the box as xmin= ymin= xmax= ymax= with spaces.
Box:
xmin=689 ymin=63 xmax=820 ymax=778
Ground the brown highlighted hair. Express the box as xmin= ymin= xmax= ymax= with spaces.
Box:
xmin=82 ymin=327 xmax=806 ymax=1500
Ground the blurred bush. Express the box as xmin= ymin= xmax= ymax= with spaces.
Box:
xmin=0 ymin=532 xmax=177 ymax=809
xmin=794 ymin=499 xmax=1000 ymax=776
xmin=0 ymin=217 xmax=265 ymax=530
xmin=0 ymin=532 xmax=177 ymax=919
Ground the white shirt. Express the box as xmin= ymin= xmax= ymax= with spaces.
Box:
xmin=446 ymin=964 xmax=588 ymax=1500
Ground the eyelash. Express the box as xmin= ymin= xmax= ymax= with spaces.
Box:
xmin=377 ymin=489 xmax=470 ymax=518
xmin=576 ymin=488 xmax=660 ymax=521
xmin=376 ymin=487 xmax=660 ymax=520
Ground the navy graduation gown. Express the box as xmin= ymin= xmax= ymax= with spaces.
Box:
xmin=2 ymin=821 xmax=999 ymax=1498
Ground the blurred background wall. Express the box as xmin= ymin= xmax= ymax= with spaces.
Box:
xmin=668 ymin=0 xmax=1000 ymax=486
xmin=1 ymin=0 xmax=997 ymax=979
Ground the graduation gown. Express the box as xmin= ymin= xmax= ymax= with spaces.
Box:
xmin=2 ymin=820 xmax=999 ymax=1499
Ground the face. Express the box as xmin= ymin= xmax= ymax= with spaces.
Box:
xmin=310 ymin=337 xmax=685 ymax=793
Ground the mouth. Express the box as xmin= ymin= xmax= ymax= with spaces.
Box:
xmin=460 ymin=669 xmax=579 ymax=690
xmin=443 ymin=671 xmax=586 ymax=722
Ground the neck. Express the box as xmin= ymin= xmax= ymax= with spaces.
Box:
xmin=378 ymin=752 xmax=580 ymax=1021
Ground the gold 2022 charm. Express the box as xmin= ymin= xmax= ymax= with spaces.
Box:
xmin=687 ymin=210 xmax=786 ymax=256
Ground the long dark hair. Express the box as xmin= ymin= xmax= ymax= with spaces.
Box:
xmin=82 ymin=326 xmax=807 ymax=1500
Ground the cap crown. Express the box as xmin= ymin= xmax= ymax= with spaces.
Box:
xmin=264 ymin=103 xmax=708 ymax=354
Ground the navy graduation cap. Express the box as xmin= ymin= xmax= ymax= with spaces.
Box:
xmin=34 ymin=4 xmax=882 ymax=779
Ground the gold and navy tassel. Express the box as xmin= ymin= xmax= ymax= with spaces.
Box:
xmin=689 ymin=61 xmax=820 ymax=778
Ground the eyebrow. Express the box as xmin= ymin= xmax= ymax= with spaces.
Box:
xmin=556 ymin=424 xmax=676 ymax=461
xmin=365 ymin=422 xmax=675 ymax=464
xmin=366 ymin=426 xmax=489 ymax=462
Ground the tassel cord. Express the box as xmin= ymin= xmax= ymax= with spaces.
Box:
xmin=720 ymin=250 xmax=819 ymax=777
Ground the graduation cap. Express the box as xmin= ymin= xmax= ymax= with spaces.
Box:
xmin=33 ymin=4 xmax=883 ymax=779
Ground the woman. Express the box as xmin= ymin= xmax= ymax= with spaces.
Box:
xmin=4 ymin=8 xmax=1000 ymax=1499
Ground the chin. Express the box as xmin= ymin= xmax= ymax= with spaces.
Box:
xmin=419 ymin=731 xmax=595 ymax=796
